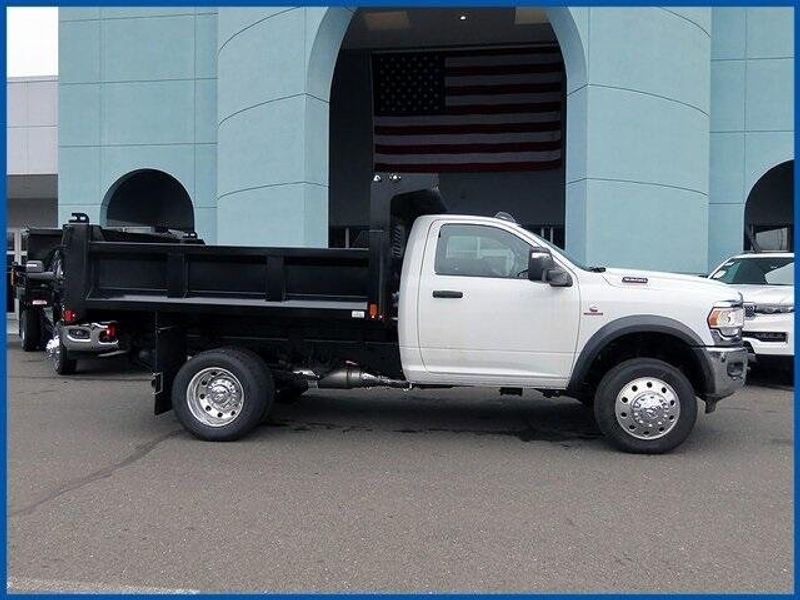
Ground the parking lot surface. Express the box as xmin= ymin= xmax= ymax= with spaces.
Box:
xmin=7 ymin=339 xmax=794 ymax=593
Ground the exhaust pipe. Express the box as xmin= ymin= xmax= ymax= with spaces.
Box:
xmin=314 ymin=366 xmax=409 ymax=390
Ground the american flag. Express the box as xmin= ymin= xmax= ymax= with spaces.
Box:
xmin=371 ymin=45 xmax=564 ymax=173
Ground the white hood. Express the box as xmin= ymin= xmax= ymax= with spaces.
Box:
xmin=601 ymin=268 xmax=740 ymax=299
xmin=726 ymin=284 xmax=794 ymax=305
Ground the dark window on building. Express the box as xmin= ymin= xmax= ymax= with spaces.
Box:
xmin=744 ymin=160 xmax=793 ymax=252
xmin=521 ymin=224 xmax=564 ymax=249
xmin=329 ymin=226 xmax=369 ymax=249
xmin=744 ymin=224 xmax=794 ymax=253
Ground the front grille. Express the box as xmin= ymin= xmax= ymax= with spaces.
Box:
xmin=745 ymin=331 xmax=788 ymax=343
xmin=744 ymin=303 xmax=756 ymax=319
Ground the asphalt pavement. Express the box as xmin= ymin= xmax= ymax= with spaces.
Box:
xmin=7 ymin=338 xmax=794 ymax=593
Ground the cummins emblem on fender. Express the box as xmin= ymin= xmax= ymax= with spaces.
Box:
xmin=622 ymin=276 xmax=649 ymax=284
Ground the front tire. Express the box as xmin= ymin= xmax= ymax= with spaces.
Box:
xmin=172 ymin=347 xmax=274 ymax=441
xmin=20 ymin=308 xmax=41 ymax=352
xmin=594 ymin=358 xmax=697 ymax=454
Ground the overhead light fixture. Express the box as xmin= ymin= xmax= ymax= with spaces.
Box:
xmin=514 ymin=8 xmax=548 ymax=25
xmin=363 ymin=11 xmax=410 ymax=31
xmin=459 ymin=14 xmax=467 ymax=21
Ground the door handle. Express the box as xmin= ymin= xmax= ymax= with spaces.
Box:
xmin=432 ymin=290 xmax=463 ymax=298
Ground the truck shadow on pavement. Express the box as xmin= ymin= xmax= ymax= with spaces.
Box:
xmin=261 ymin=391 xmax=604 ymax=446
xmin=746 ymin=363 xmax=793 ymax=389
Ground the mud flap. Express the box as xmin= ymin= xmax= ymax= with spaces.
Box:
xmin=152 ymin=315 xmax=186 ymax=415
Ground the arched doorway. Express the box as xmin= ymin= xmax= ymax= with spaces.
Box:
xmin=744 ymin=160 xmax=794 ymax=252
xmin=102 ymin=169 xmax=195 ymax=233
xmin=326 ymin=8 xmax=579 ymax=249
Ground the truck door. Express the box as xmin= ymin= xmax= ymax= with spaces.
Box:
xmin=417 ymin=221 xmax=580 ymax=387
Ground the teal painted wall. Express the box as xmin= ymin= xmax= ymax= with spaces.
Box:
xmin=58 ymin=7 xmax=794 ymax=272
xmin=564 ymin=8 xmax=712 ymax=273
xmin=708 ymin=7 xmax=794 ymax=270
xmin=58 ymin=7 xmax=218 ymax=242
xmin=215 ymin=7 xmax=349 ymax=247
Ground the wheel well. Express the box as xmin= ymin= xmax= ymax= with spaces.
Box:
xmin=578 ymin=332 xmax=704 ymax=399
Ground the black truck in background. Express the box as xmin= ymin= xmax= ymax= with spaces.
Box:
xmin=11 ymin=218 xmax=204 ymax=356
xmin=11 ymin=227 xmax=65 ymax=351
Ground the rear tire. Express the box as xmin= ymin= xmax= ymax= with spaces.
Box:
xmin=20 ymin=308 xmax=41 ymax=352
xmin=594 ymin=358 xmax=697 ymax=454
xmin=51 ymin=330 xmax=77 ymax=375
xmin=172 ymin=347 xmax=274 ymax=441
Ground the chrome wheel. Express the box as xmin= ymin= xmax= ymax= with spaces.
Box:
xmin=46 ymin=333 xmax=61 ymax=365
xmin=186 ymin=367 xmax=245 ymax=428
xmin=615 ymin=377 xmax=680 ymax=440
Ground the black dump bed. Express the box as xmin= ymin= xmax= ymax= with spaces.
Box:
xmin=60 ymin=175 xmax=447 ymax=324
xmin=77 ymin=239 xmax=370 ymax=313
xmin=15 ymin=225 xmax=207 ymax=313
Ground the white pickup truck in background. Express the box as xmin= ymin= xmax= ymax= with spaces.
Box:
xmin=50 ymin=179 xmax=748 ymax=453
xmin=708 ymin=252 xmax=794 ymax=366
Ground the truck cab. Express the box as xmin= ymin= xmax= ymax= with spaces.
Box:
xmin=396 ymin=213 xmax=747 ymax=452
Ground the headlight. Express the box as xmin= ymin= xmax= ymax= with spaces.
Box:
xmin=755 ymin=303 xmax=794 ymax=314
xmin=707 ymin=306 xmax=745 ymax=337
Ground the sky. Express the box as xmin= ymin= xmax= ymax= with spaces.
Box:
xmin=7 ymin=7 xmax=58 ymax=77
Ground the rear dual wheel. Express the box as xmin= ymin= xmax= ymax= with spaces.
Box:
xmin=20 ymin=308 xmax=41 ymax=352
xmin=50 ymin=325 xmax=77 ymax=375
xmin=594 ymin=358 xmax=697 ymax=454
xmin=172 ymin=347 xmax=274 ymax=441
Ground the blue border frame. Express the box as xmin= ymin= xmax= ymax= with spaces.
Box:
xmin=1 ymin=2 xmax=797 ymax=598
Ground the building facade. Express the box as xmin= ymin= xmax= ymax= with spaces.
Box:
xmin=55 ymin=7 xmax=794 ymax=273
xmin=7 ymin=75 xmax=58 ymax=311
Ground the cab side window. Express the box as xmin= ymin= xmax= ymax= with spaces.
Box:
xmin=435 ymin=224 xmax=530 ymax=279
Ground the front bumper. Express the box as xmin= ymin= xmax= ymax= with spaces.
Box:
xmin=742 ymin=312 xmax=794 ymax=358
xmin=692 ymin=345 xmax=748 ymax=412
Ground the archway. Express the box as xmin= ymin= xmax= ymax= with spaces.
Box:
xmin=744 ymin=160 xmax=794 ymax=252
xmin=318 ymin=7 xmax=586 ymax=250
xmin=101 ymin=169 xmax=195 ymax=233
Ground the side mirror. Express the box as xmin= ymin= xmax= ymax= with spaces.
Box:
xmin=546 ymin=266 xmax=573 ymax=287
xmin=528 ymin=250 xmax=555 ymax=282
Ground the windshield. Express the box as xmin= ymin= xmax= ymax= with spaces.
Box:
xmin=710 ymin=256 xmax=794 ymax=286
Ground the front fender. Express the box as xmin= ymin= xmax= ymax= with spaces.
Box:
xmin=567 ymin=315 xmax=705 ymax=395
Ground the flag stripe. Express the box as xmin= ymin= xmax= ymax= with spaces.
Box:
xmin=375 ymin=131 xmax=561 ymax=145
xmin=375 ymin=112 xmax=560 ymax=126
xmin=447 ymin=53 xmax=563 ymax=67
xmin=441 ymin=45 xmax=559 ymax=58
xmin=445 ymin=62 xmax=563 ymax=77
xmin=375 ymin=140 xmax=563 ymax=155
xmin=445 ymin=73 xmax=563 ymax=86
xmin=446 ymin=92 xmax=563 ymax=106
xmin=445 ymin=82 xmax=562 ymax=96
xmin=376 ymin=150 xmax=561 ymax=165
xmin=375 ymin=120 xmax=562 ymax=136
xmin=444 ymin=101 xmax=562 ymax=115
xmin=375 ymin=160 xmax=563 ymax=173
